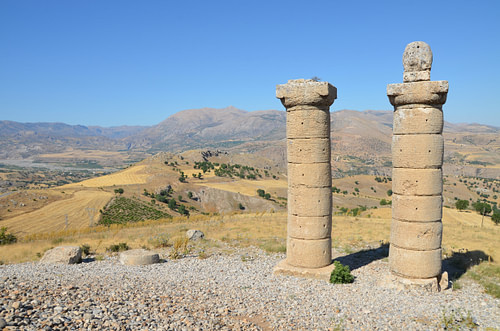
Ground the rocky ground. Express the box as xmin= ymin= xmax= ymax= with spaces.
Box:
xmin=0 ymin=246 xmax=499 ymax=330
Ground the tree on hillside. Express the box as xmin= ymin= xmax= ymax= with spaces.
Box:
xmin=492 ymin=212 xmax=500 ymax=225
xmin=472 ymin=201 xmax=492 ymax=227
xmin=178 ymin=204 xmax=188 ymax=216
xmin=257 ymin=189 xmax=265 ymax=198
xmin=455 ymin=199 xmax=469 ymax=211
xmin=473 ymin=201 xmax=492 ymax=215
xmin=168 ymin=198 xmax=176 ymax=210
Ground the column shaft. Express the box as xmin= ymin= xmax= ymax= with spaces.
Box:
xmin=276 ymin=79 xmax=336 ymax=269
xmin=387 ymin=41 xmax=449 ymax=280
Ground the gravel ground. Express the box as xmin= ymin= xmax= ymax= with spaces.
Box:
xmin=0 ymin=246 xmax=499 ymax=330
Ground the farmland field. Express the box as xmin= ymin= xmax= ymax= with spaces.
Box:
xmin=62 ymin=165 xmax=150 ymax=188
xmin=1 ymin=189 xmax=112 ymax=236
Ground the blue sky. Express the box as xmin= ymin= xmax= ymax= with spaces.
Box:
xmin=0 ymin=0 xmax=499 ymax=127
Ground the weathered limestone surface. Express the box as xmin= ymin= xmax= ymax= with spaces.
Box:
xmin=287 ymin=237 xmax=332 ymax=268
xmin=288 ymin=214 xmax=331 ymax=239
xmin=287 ymin=108 xmax=331 ymax=138
xmin=287 ymin=138 xmax=331 ymax=163
xmin=392 ymin=195 xmax=442 ymax=222
xmin=288 ymin=163 xmax=332 ymax=187
xmin=288 ymin=186 xmax=332 ymax=217
xmin=119 ymin=249 xmax=160 ymax=266
xmin=392 ymin=168 xmax=442 ymax=195
xmin=390 ymin=219 xmax=442 ymax=250
xmin=387 ymin=41 xmax=448 ymax=286
xmin=389 ymin=245 xmax=442 ymax=279
xmin=392 ymin=134 xmax=443 ymax=168
xmin=186 ymin=229 xmax=205 ymax=241
xmin=274 ymin=79 xmax=336 ymax=274
xmin=40 ymin=246 xmax=82 ymax=264
xmin=393 ymin=107 xmax=443 ymax=134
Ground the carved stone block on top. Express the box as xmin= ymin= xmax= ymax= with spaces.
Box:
xmin=276 ymin=79 xmax=337 ymax=108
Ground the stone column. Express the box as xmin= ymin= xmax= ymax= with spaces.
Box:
xmin=387 ymin=42 xmax=448 ymax=283
xmin=274 ymin=79 xmax=337 ymax=278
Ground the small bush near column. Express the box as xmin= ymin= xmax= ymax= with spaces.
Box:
xmin=330 ymin=261 xmax=354 ymax=284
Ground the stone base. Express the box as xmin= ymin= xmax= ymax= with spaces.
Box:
xmin=119 ymin=249 xmax=160 ymax=266
xmin=273 ymin=259 xmax=335 ymax=282
xmin=378 ymin=271 xmax=449 ymax=292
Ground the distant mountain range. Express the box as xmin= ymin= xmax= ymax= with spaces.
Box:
xmin=1 ymin=106 xmax=499 ymax=178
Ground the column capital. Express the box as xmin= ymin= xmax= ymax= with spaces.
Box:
xmin=276 ymin=79 xmax=337 ymax=108
xmin=387 ymin=80 xmax=448 ymax=107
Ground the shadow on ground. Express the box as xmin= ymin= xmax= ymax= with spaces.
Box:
xmin=333 ymin=245 xmax=492 ymax=281
xmin=443 ymin=250 xmax=492 ymax=281
xmin=333 ymin=243 xmax=389 ymax=271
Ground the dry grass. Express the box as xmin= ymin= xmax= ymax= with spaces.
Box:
xmin=62 ymin=165 xmax=150 ymax=188
xmin=182 ymin=168 xmax=217 ymax=178
xmin=442 ymin=208 xmax=500 ymax=262
xmin=197 ymin=178 xmax=287 ymax=197
xmin=0 ymin=172 xmax=13 ymax=180
xmin=1 ymin=190 xmax=113 ymax=236
xmin=3 ymin=208 xmax=497 ymax=267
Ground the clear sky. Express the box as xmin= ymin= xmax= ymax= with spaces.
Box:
xmin=0 ymin=0 xmax=499 ymax=127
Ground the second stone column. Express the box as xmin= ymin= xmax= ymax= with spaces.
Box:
xmin=276 ymin=79 xmax=337 ymax=269
xmin=387 ymin=42 xmax=448 ymax=282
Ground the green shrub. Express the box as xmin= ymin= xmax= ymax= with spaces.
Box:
xmin=0 ymin=227 xmax=17 ymax=245
xmin=492 ymin=212 xmax=500 ymax=225
xmin=441 ymin=309 xmax=477 ymax=330
xmin=107 ymin=242 xmax=129 ymax=253
xmin=330 ymin=261 xmax=354 ymax=284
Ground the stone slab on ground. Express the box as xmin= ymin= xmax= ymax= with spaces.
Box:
xmin=273 ymin=259 xmax=336 ymax=282
xmin=186 ymin=229 xmax=204 ymax=241
xmin=40 ymin=246 xmax=82 ymax=264
xmin=119 ymin=249 xmax=160 ymax=266
xmin=378 ymin=271 xmax=449 ymax=293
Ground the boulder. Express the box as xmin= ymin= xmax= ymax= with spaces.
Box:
xmin=186 ymin=229 xmax=204 ymax=241
xmin=40 ymin=246 xmax=82 ymax=264
xmin=119 ymin=249 xmax=160 ymax=265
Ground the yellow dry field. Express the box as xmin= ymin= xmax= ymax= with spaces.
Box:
xmin=442 ymin=208 xmax=500 ymax=261
xmin=62 ymin=165 xmax=150 ymax=188
xmin=182 ymin=168 xmax=217 ymax=178
xmin=362 ymin=207 xmax=500 ymax=261
xmin=196 ymin=179 xmax=287 ymax=197
xmin=365 ymin=207 xmax=392 ymax=219
xmin=0 ymin=172 xmax=12 ymax=180
xmin=1 ymin=190 xmax=112 ymax=236
xmin=1 ymin=207 xmax=499 ymax=265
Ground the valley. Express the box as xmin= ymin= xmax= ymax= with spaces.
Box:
xmin=1 ymin=107 xmax=499 ymax=303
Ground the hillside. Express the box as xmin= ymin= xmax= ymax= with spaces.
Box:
xmin=1 ymin=107 xmax=499 ymax=179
